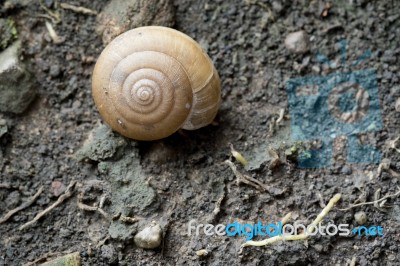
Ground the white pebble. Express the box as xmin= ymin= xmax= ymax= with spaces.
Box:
xmin=134 ymin=221 xmax=163 ymax=249
xmin=354 ymin=211 xmax=367 ymax=225
xmin=285 ymin=31 xmax=310 ymax=54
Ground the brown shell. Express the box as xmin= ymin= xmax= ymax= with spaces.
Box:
xmin=92 ymin=26 xmax=221 ymax=141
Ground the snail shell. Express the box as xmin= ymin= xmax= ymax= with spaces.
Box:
xmin=92 ymin=26 xmax=221 ymax=141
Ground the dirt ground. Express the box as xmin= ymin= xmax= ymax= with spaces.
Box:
xmin=0 ymin=0 xmax=399 ymax=265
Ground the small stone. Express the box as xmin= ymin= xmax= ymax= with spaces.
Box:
xmin=313 ymin=244 xmax=324 ymax=252
xmin=285 ymin=31 xmax=310 ymax=54
xmin=272 ymin=1 xmax=283 ymax=14
xmin=354 ymin=211 xmax=367 ymax=225
xmin=341 ymin=165 xmax=352 ymax=175
xmin=59 ymin=228 xmax=72 ymax=238
xmin=195 ymin=249 xmax=209 ymax=256
xmin=101 ymin=244 xmax=118 ymax=264
xmin=395 ymin=98 xmax=400 ymax=112
xmin=51 ymin=181 xmax=66 ymax=197
xmin=0 ymin=41 xmax=36 ymax=114
xmin=312 ymin=65 xmax=321 ymax=74
xmin=49 ymin=64 xmax=60 ymax=77
xmin=134 ymin=221 xmax=163 ymax=249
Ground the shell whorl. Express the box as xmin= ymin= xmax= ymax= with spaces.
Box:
xmin=92 ymin=26 xmax=221 ymax=140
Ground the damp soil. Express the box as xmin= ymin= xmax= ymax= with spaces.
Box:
xmin=0 ymin=0 xmax=399 ymax=265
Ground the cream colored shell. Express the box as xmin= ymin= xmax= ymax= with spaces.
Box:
xmin=92 ymin=26 xmax=221 ymax=141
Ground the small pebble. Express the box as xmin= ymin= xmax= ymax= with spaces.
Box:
xmin=341 ymin=166 xmax=352 ymax=175
xmin=285 ymin=31 xmax=310 ymax=54
xmin=354 ymin=211 xmax=367 ymax=225
xmin=51 ymin=181 xmax=66 ymax=197
xmin=134 ymin=221 xmax=163 ymax=249
xmin=272 ymin=1 xmax=283 ymax=13
xmin=49 ymin=65 xmax=60 ymax=77
xmin=196 ymin=249 xmax=209 ymax=256
xmin=395 ymin=98 xmax=400 ymax=112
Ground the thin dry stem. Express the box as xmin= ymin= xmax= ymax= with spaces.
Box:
xmin=19 ymin=181 xmax=76 ymax=230
xmin=241 ymin=194 xmax=341 ymax=248
xmin=338 ymin=187 xmax=400 ymax=211
xmin=60 ymin=3 xmax=98 ymax=15
xmin=0 ymin=186 xmax=44 ymax=224
xmin=225 ymin=160 xmax=269 ymax=192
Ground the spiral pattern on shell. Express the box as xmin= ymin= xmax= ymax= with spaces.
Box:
xmin=92 ymin=26 xmax=221 ymax=140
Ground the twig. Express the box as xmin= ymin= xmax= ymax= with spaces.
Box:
xmin=338 ymin=187 xmax=400 ymax=211
xmin=206 ymin=192 xmax=225 ymax=223
xmin=119 ymin=215 xmax=138 ymax=223
xmin=77 ymin=198 xmax=110 ymax=220
xmin=212 ymin=194 xmax=225 ymax=217
xmin=241 ymin=194 xmax=341 ymax=248
xmin=19 ymin=181 xmax=76 ymax=230
xmin=317 ymin=192 xmax=327 ymax=208
xmin=76 ymin=180 xmax=111 ymax=220
xmin=96 ymin=236 xmax=110 ymax=249
xmin=230 ymin=144 xmax=248 ymax=166
xmin=276 ymin=108 xmax=285 ymax=124
xmin=39 ymin=0 xmax=61 ymax=23
xmin=373 ymin=189 xmax=384 ymax=211
xmin=225 ymin=160 xmax=269 ymax=192
xmin=389 ymin=136 xmax=400 ymax=153
xmin=241 ymin=212 xmax=294 ymax=249
xmin=281 ymin=212 xmax=292 ymax=225
xmin=60 ymin=3 xmax=98 ymax=15
xmin=45 ymin=21 xmax=64 ymax=43
xmin=268 ymin=117 xmax=276 ymax=136
xmin=311 ymin=194 xmax=341 ymax=228
xmin=0 ymin=186 xmax=44 ymax=224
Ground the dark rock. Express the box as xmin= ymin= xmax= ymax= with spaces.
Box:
xmin=0 ymin=41 xmax=36 ymax=114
